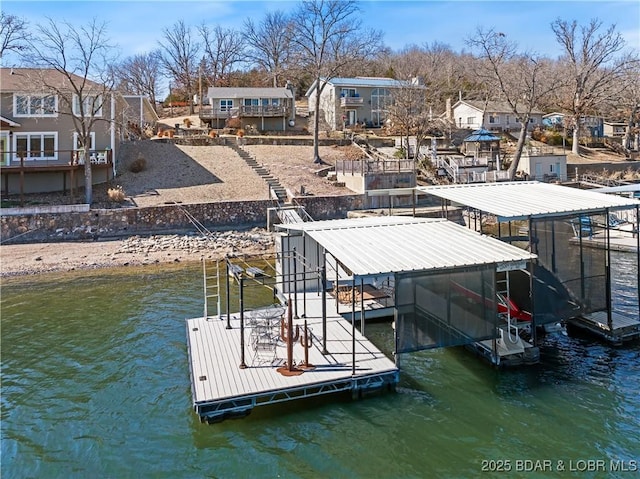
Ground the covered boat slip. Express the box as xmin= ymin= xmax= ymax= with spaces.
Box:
xmin=276 ymin=217 xmax=537 ymax=366
xmin=186 ymin=296 xmax=399 ymax=423
xmin=417 ymin=182 xmax=640 ymax=342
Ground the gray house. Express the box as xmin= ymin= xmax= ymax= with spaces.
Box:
xmin=199 ymin=87 xmax=295 ymax=132
xmin=305 ymin=77 xmax=408 ymax=130
xmin=0 ymin=67 xmax=126 ymax=194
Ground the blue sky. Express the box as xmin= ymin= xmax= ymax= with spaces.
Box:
xmin=3 ymin=0 xmax=639 ymax=65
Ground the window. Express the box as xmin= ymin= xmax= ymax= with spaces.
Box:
xmin=371 ymin=88 xmax=391 ymax=127
xmin=14 ymin=94 xmax=57 ymax=117
xmin=467 ymin=117 xmax=476 ymax=125
xmin=271 ymin=98 xmax=280 ymax=106
xmin=340 ymin=88 xmax=357 ymax=98
xmin=14 ymin=133 xmax=57 ymax=160
xmin=244 ymin=98 xmax=259 ymax=106
xmin=489 ymin=115 xmax=500 ymax=124
xmin=73 ymin=94 xmax=103 ymax=117
xmin=220 ymin=99 xmax=233 ymax=111
xmin=73 ymin=132 xmax=96 ymax=151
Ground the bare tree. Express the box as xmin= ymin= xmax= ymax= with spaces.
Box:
xmin=290 ymin=0 xmax=383 ymax=163
xmin=468 ymin=28 xmax=554 ymax=178
xmin=114 ymin=50 xmax=162 ymax=111
xmin=158 ymin=20 xmax=200 ymax=114
xmin=0 ymin=12 xmax=28 ymax=60
xmin=198 ymin=24 xmax=244 ymax=87
xmin=243 ymin=11 xmax=293 ymax=87
xmin=551 ymin=18 xmax=630 ymax=155
xmin=26 ymin=17 xmax=117 ymax=204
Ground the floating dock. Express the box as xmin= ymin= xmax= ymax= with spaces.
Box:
xmin=186 ymin=294 xmax=398 ymax=423
xmin=567 ymin=311 xmax=640 ymax=345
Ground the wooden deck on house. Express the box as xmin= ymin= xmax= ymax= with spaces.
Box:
xmin=186 ymin=293 xmax=398 ymax=423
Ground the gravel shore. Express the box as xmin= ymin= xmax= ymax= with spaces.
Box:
xmin=0 ymin=229 xmax=275 ymax=278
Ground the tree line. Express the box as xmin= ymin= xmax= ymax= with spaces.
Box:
xmin=1 ymin=0 xmax=639 ymax=174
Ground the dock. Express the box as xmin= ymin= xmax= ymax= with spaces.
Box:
xmin=567 ymin=311 xmax=640 ymax=345
xmin=186 ymin=294 xmax=399 ymax=423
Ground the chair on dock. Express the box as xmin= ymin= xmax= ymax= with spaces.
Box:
xmin=250 ymin=305 xmax=284 ymax=365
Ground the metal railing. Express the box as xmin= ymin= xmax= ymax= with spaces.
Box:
xmin=199 ymin=105 xmax=288 ymax=119
xmin=2 ymin=149 xmax=113 ymax=168
xmin=336 ymin=158 xmax=415 ymax=176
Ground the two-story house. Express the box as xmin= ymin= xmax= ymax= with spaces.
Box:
xmin=305 ymin=77 xmax=414 ymax=130
xmin=199 ymin=87 xmax=295 ymax=131
xmin=451 ymin=100 xmax=544 ymax=132
xmin=1 ymin=67 xmax=125 ymax=195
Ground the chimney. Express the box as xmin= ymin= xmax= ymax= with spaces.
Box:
xmin=446 ymin=98 xmax=452 ymax=121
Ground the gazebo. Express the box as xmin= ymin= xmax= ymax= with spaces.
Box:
xmin=461 ymin=128 xmax=501 ymax=166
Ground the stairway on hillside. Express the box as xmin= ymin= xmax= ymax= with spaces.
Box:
xmin=226 ymin=142 xmax=288 ymax=204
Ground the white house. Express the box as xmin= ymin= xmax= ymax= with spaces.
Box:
xmin=452 ymin=100 xmax=544 ymax=132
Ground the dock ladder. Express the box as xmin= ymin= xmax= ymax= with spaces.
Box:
xmin=203 ymin=258 xmax=222 ymax=319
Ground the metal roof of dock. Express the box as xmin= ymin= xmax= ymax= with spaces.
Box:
xmin=280 ymin=217 xmax=535 ymax=276
xmin=417 ymin=182 xmax=640 ymax=221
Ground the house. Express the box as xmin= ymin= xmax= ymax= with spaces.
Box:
xmin=199 ymin=87 xmax=295 ymax=131
xmin=0 ymin=67 xmax=126 ymax=195
xmin=451 ymin=100 xmax=544 ymax=132
xmin=542 ymin=112 xmax=603 ymax=137
xmin=305 ymin=77 xmax=418 ymax=130
xmin=603 ymin=120 xmax=628 ymax=138
xmin=123 ymin=95 xmax=159 ymax=137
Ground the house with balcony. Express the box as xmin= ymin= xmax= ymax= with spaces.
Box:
xmin=542 ymin=112 xmax=603 ymax=137
xmin=199 ymin=87 xmax=295 ymax=131
xmin=0 ymin=67 xmax=125 ymax=196
xmin=305 ymin=77 xmax=416 ymax=130
xmin=451 ymin=100 xmax=543 ymax=132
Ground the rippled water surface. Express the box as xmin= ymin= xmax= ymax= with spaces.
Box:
xmin=2 ymin=256 xmax=638 ymax=478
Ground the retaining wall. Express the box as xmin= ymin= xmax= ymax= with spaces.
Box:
xmin=1 ymin=195 xmax=364 ymax=244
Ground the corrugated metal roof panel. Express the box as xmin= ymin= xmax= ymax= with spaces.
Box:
xmin=293 ymin=217 xmax=535 ymax=276
xmin=279 ymin=215 xmax=435 ymax=232
xmin=417 ymin=182 xmax=640 ymax=220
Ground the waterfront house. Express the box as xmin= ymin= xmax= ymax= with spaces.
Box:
xmin=199 ymin=86 xmax=295 ymax=132
xmin=452 ymin=100 xmax=543 ymax=132
xmin=542 ymin=112 xmax=603 ymax=138
xmin=305 ymin=77 xmax=422 ymax=130
xmin=603 ymin=120 xmax=628 ymax=138
xmin=0 ymin=67 xmax=125 ymax=195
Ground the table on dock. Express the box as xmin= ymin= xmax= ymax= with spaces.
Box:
xmin=186 ymin=293 xmax=398 ymax=423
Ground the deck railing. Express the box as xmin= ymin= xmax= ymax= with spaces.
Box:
xmin=199 ymin=105 xmax=288 ymax=119
xmin=336 ymin=158 xmax=415 ymax=176
xmin=2 ymin=149 xmax=113 ymax=168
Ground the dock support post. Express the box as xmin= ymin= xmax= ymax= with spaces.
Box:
xmin=360 ymin=276 xmax=365 ymax=336
xmin=321 ymin=259 xmax=328 ymax=355
xmin=293 ymin=247 xmax=299 ymax=318
xmin=636 ymin=205 xmax=639 ymax=319
xmin=351 ymin=275 xmax=356 ymax=376
xmin=605 ymin=208 xmax=612 ymax=331
xmin=302 ymin=235 xmax=307 ymax=318
xmin=239 ymin=276 xmax=247 ymax=369
xmin=225 ymin=258 xmax=231 ymax=329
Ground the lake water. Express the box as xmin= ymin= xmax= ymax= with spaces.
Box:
xmin=1 ymin=254 xmax=638 ymax=478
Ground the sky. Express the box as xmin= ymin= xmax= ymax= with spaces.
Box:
xmin=3 ymin=0 xmax=639 ymax=67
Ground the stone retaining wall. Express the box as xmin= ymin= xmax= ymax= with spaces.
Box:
xmin=1 ymin=195 xmax=365 ymax=244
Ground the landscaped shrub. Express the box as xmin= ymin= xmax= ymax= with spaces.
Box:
xmin=129 ymin=153 xmax=147 ymax=173
xmin=107 ymin=185 xmax=126 ymax=202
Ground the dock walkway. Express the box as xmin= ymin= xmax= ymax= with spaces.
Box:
xmin=186 ymin=293 xmax=398 ymax=423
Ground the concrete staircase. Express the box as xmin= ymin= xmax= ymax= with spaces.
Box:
xmin=226 ymin=142 xmax=288 ymax=204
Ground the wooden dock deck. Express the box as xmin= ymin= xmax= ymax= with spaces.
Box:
xmin=186 ymin=294 xmax=399 ymax=423
xmin=568 ymin=311 xmax=640 ymax=344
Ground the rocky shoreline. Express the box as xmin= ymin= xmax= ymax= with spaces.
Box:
xmin=0 ymin=228 xmax=275 ymax=278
